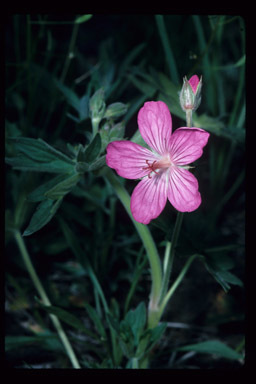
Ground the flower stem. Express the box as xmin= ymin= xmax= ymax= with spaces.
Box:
xmin=159 ymin=254 xmax=199 ymax=316
xmin=14 ymin=230 xmax=81 ymax=369
xmin=186 ymin=109 xmax=193 ymax=127
xmin=104 ymin=169 xmax=162 ymax=313
xmin=159 ymin=211 xmax=184 ymax=304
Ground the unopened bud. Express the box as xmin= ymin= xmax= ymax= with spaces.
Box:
xmin=179 ymin=75 xmax=202 ymax=112
xmin=104 ymin=102 xmax=128 ymax=120
xmin=89 ymin=88 xmax=106 ymax=123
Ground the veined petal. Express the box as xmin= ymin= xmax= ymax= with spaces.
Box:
xmin=106 ymin=140 xmax=159 ymax=180
xmin=130 ymin=169 xmax=168 ymax=224
xmin=169 ymin=127 xmax=210 ymax=165
xmin=138 ymin=101 xmax=172 ymax=155
xmin=168 ymin=166 xmax=201 ymax=212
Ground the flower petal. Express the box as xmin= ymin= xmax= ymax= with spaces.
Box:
xmin=106 ymin=140 xmax=159 ymax=180
xmin=167 ymin=166 xmax=201 ymax=212
xmin=137 ymin=101 xmax=172 ymax=155
xmin=188 ymin=75 xmax=200 ymax=94
xmin=169 ymin=127 xmax=210 ymax=165
xmin=130 ymin=169 xmax=168 ymax=224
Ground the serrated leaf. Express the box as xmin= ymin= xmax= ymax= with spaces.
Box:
xmin=176 ymin=340 xmax=243 ymax=360
xmin=84 ymin=133 xmax=101 ymax=163
xmin=23 ymin=198 xmax=63 ymax=236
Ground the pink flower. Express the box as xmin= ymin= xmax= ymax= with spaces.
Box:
xmin=106 ymin=101 xmax=210 ymax=224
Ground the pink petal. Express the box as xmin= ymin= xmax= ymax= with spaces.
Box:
xmin=188 ymin=75 xmax=200 ymax=94
xmin=130 ymin=169 xmax=168 ymax=224
xmin=167 ymin=166 xmax=201 ymax=212
xmin=137 ymin=101 xmax=172 ymax=155
xmin=169 ymin=127 xmax=210 ymax=166
xmin=106 ymin=140 xmax=159 ymax=180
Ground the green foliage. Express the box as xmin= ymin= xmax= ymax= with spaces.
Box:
xmin=176 ymin=340 xmax=243 ymax=361
xmin=5 ymin=14 xmax=245 ymax=369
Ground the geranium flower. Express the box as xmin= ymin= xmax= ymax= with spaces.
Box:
xmin=106 ymin=101 xmax=210 ymax=224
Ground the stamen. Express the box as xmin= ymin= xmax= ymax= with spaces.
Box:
xmin=142 ymin=157 xmax=172 ymax=178
xmin=142 ymin=160 xmax=160 ymax=178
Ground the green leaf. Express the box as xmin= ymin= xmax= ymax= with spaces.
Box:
xmin=216 ymin=270 xmax=243 ymax=287
xmin=75 ymin=14 xmax=93 ymax=24
xmin=44 ymin=173 xmax=81 ymax=199
xmin=5 ymin=334 xmax=63 ymax=353
xmin=146 ymin=322 xmax=167 ymax=353
xmin=124 ymin=302 xmax=146 ymax=345
xmin=23 ymin=198 xmax=63 ymax=236
xmin=204 ymin=262 xmax=231 ymax=292
xmin=85 ymin=303 xmax=107 ymax=340
xmin=84 ymin=133 xmax=101 ymax=163
xmin=6 ymin=137 xmax=75 ymax=173
xmin=176 ymin=340 xmax=243 ymax=360
xmin=27 ymin=174 xmax=69 ymax=202
xmin=36 ymin=300 xmax=97 ymax=338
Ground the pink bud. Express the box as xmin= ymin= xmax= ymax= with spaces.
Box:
xmin=179 ymin=75 xmax=202 ymax=112
xmin=188 ymin=75 xmax=200 ymax=94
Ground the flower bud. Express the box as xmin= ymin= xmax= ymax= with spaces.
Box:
xmin=89 ymin=88 xmax=106 ymax=123
xmin=179 ymin=75 xmax=202 ymax=112
xmin=104 ymin=102 xmax=128 ymax=120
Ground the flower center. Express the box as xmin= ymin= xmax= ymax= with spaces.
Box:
xmin=142 ymin=157 xmax=171 ymax=179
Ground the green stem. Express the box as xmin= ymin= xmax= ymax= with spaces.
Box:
xmin=186 ymin=109 xmax=193 ymax=128
xmin=104 ymin=169 xmax=162 ymax=312
xmin=159 ymin=211 xmax=184 ymax=304
xmin=159 ymin=254 xmax=199 ymax=316
xmin=60 ymin=22 xmax=79 ymax=83
xmin=14 ymin=230 xmax=81 ymax=369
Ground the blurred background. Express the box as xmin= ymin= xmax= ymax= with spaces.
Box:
xmin=5 ymin=14 xmax=245 ymax=368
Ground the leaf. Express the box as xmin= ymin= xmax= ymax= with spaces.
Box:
xmin=85 ymin=303 xmax=107 ymax=340
xmin=5 ymin=334 xmax=63 ymax=353
xmin=36 ymin=300 xmax=97 ymax=338
xmin=44 ymin=173 xmax=81 ymax=199
xmin=84 ymin=133 xmax=101 ymax=163
xmin=79 ymin=94 xmax=89 ymax=120
xmin=146 ymin=322 xmax=167 ymax=352
xmin=6 ymin=137 xmax=75 ymax=173
xmin=75 ymin=14 xmax=93 ymax=24
xmin=176 ymin=340 xmax=243 ymax=360
xmin=124 ymin=302 xmax=146 ymax=345
xmin=204 ymin=262 xmax=231 ymax=292
xmin=216 ymin=270 xmax=243 ymax=287
xmin=27 ymin=174 xmax=69 ymax=202
xmin=23 ymin=198 xmax=63 ymax=236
